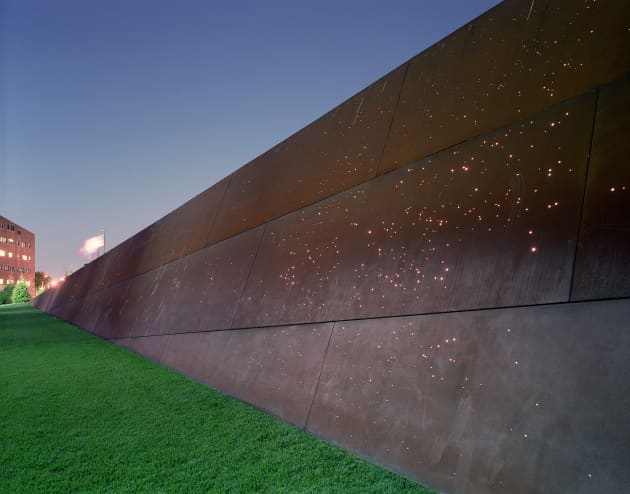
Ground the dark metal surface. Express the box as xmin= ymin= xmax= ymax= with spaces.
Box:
xmin=54 ymin=293 xmax=102 ymax=334
xmin=233 ymin=93 xmax=595 ymax=328
xmin=133 ymin=176 xmax=231 ymax=275
xmin=112 ymin=335 xmax=168 ymax=364
xmin=572 ymin=76 xmax=630 ymax=300
xmin=128 ymin=225 xmax=265 ymax=337
xmin=30 ymin=286 xmax=56 ymax=312
xmin=47 ymin=299 xmax=79 ymax=324
xmin=379 ymin=0 xmax=630 ymax=174
xmin=208 ymin=65 xmax=407 ymax=244
xmin=71 ymin=225 xmax=264 ymax=339
xmin=42 ymin=255 xmax=110 ymax=309
xmin=87 ymin=280 xmax=133 ymax=339
xmin=306 ymin=299 xmax=630 ymax=494
xmin=64 ymin=177 xmax=231 ymax=297
xmin=159 ymin=323 xmax=333 ymax=427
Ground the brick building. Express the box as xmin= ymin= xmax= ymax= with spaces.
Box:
xmin=0 ymin=215 xmax=36 ymax=297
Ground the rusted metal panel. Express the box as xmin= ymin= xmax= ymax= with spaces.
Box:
xmin=47 ymin=299 xmax=79 ymax=324
xmin=157 ymin=323 xmax=334 ymax=428
xmin=208 ymin=65 xmax=407 ymax=244
xmin=43 ymin=225 xmax=263 ymax=340
xmin=127 ymin=225 xmax=265 ymax=337
xmin=306 ymin=299 xmax=630 ymax=494
xmin=572 ymin=76 xmax=630 ymax=300
xmin=133 ymin=176 xmax=232 ymax=275
xmin=379 ymin=0 xmax=630 ymax=174
xmin=30 ymin=287 xmax=56 ymax=312
xmin=81 ymin=280 xmax=131 ymax=339
xmin=112 ymin=335 xmax=168 ymax=364
xmin=68 ymin=225 xmax=263 ymax=339
xmin=44 ymin=263 xmax=96 ymax=308
xmin=233 ymin=93 xmax=595 ymax=328
xmin=72 ymin=291 xmax=111 ymax=335
xmin=73 ymin=177 xmax=230 ymax=295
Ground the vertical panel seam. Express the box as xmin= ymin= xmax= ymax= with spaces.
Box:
xmin=568 ymin=88 xmax=600 ymax=301
xmin=157 ymin=335 xmax=169 ymax=363
xmin=304 ymin=321 xmax=336 ymax=431
xmin=375 ymin=62 xmax=410 ymax=177
xmin=228 ymin=222 xmax=269 ymax=329
xmin=203 ymin=173 xmax=235 ymax=248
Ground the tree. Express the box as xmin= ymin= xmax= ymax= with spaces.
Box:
xmin=11 ymin=282 xmax=31 ymax=303
xmin=1 ymin=284 xmax=15 ymax=304
xmin=35 ymin=271 xmax=51 ymax=292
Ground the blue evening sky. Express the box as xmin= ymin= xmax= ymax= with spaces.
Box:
xmin=1 ymin=0 xmax=499 ymax=279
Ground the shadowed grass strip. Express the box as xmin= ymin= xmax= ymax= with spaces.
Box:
xmin=0 ymin=304 xmax=434 ymax=493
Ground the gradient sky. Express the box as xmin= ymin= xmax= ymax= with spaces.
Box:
xmin=1 ymin=0 xmax=499 ymax=279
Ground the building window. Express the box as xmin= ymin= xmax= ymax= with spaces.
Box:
xmin=22 ymin=254 xmax=27 ymax=261
xmin=8 ymin=238 xmax=14 ymax=244
xmin=26 ymin=281 xmax=31 ymax=286
xmin=8 ymin=252 xmax=13 ymax=258
xmin=0 ymin=237 xmax=5 ymax=243
xmin=0 ymin=279 xmax=3 ymax=285
xmin=0 ymin=250 xmax=4 ymax=257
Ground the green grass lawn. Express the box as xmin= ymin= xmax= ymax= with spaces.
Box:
xmin=0 ymin=304 xmax=434 ymax=493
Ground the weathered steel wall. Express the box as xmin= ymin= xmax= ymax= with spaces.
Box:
xmin=32 ymin=1 xmax=630 ymax=492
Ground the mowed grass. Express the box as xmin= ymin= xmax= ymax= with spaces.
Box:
xmin=0 ymin=304 xmax=434 ymax=493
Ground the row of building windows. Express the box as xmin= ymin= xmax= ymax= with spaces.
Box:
xmin=0 ymin=279 xmax=31 ymax=286
xmin=0 ymin=266 xmax=29 ymax=272
xmin=0 ymin=265 xmax=32 ymax=273
xmin=0 ymin=237 xmax=31 ymax=248
xmin=2 ymin=267 xmax=32 ymax=273
xmin=0 ymin=222 xmax=22 ymax=235
xmin=0 ymin=250 xmax=32 ymax=261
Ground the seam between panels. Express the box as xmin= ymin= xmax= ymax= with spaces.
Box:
xmin=156 ymin=334 xmax=169 ymax=363
xmin=304 ymin=321 xmax=336 ymax=431
xmin=375 ymin=62 xmax=410 ymax=177
xmin=228 ymin=222 xmax=268 ymax=330
xmin=108 ymin=296 xmax=630 ymax=340
xmin=203 ymin=172 xmax=235 ymax=248
xmin=568 ymin=88 xmax=600 ymax=301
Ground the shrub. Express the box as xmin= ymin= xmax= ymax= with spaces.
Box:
xmin=1 ymin=284 xmax=16 ymax=304
xmin=12 ymin=282 xmax=31 ymax=303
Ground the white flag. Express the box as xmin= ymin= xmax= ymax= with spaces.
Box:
xmin=79 ymin=233 xmax=105 ymax=256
